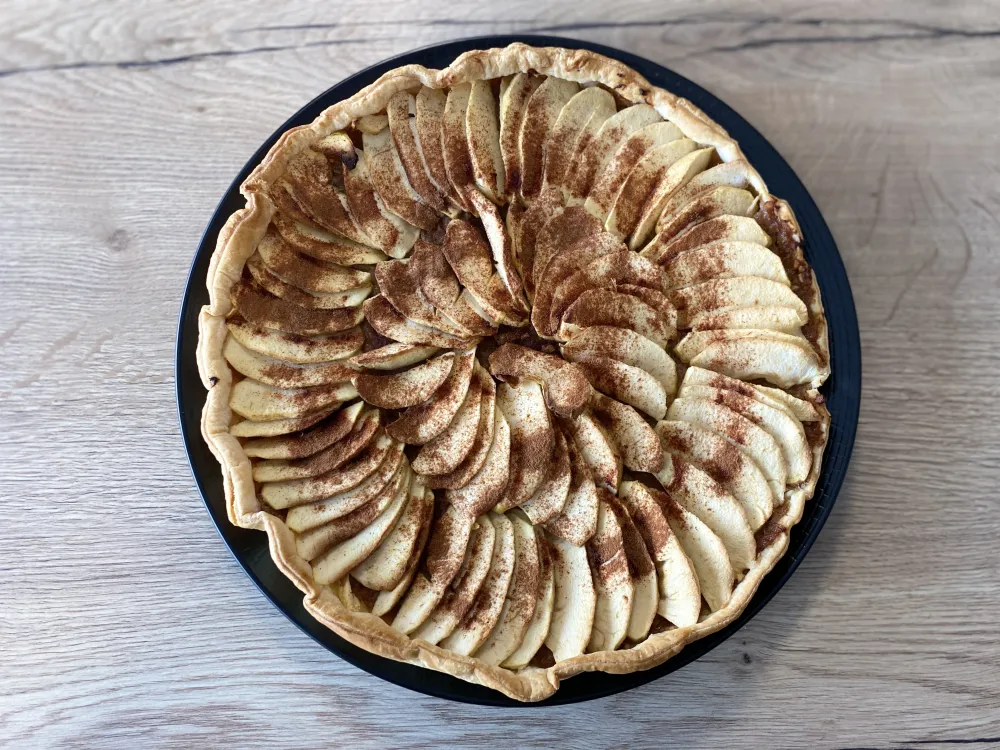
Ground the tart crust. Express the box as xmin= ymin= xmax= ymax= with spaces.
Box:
xmin=196 ymin=43 xmax=831 ymax=702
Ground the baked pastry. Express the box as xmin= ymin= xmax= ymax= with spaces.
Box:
xmin=197 ymin=43 xmax=831 ymax=702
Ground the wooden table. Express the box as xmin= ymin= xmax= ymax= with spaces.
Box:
xmin=3 ymin=1 xmax=999 ymax=746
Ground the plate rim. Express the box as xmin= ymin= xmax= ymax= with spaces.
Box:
xmin=175 ymin=33 xmax=861 ymax=707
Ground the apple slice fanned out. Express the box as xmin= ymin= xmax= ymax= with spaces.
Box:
xmin=518 ymin=77 xmax=581 ymax=201
xmin=654 ymin=185 xmax=759 ymax=247
xmin=532 ymin=206 xmax=606 ymax=292
xmin=440 ymin=512 xmax=517 ymax=656
xmin=545 ymin=427 xmax=599 ymax=546
xmin=386 ymin=91 xmax=447 ymax=211
xmin=229 ymin=377 xmax=357 ymax=422
xmin=410 ymin=242 xmax=497 ymax=337
xmin=246 ymin=254 xmax=371 ymax=310
xmin=588 ymin=392 xmax=664 ymax=474
xmin=494 ymin=381 xmax=554 ymax=512
xmin=428 ymin=364 xmax=497 ymax=490
xmin=671 ymin=277 xmax=809 ymax=328
xmin=513 ymin=186 xmax=564 ymax=299
xmin=361 ymin=295 xmax=474 ymax=349
xmin=569 ymin=352 xmax=667 ymax=420
xmin=223 ymin=335 xmax=353 ymax=390
xmin=655 ymin=420 xmax=773 ymax=530
xmin=604 ymin=493 xmax=658 ymax=642
xmin=350 ymin=343 xmax=439 ymax=371
xmin=285 ymin=440 xmax=406 ymax=532
xmin=645 ymin=215 xmax=772 ymax=265
xmin=519 ymin=427 xmax=572 ymax=524
xmin=272 ymin=212 xmax=387 ymax=266
xmin=228 ymin=317 xmax=363 ymax=364
xmin=342 ymin=151 xmax=420 ymax=258
xmin=679 ymin=383 xmax=811 ymax=484
xmin=542 ymin=86 xmax=617 ymax=192
xmin=447 ymin=406 xmax=510 ymax=517
xmin=309 ymin=466 xmax=412 ymax=585
xmin=570 ymin=411 xmax=622 ymax=491
xmin=476 ymin=511 xmax=542 ymax=666
xmin=488 ymin=343 xmax=591 ymax=418
xmin=675 ymin=328 xmax=813 ymax=364
xmin=468 ymin=191 xmax=529 ymax=314
xmin=375 ymin=256 xmax=471 ymax=338
xmin=585 ymin=495 xmax=634 ymax=653
xmin=545 ymin=533 xmax=596 ymax=662
xmin=441 ymin=82 xmax=476 ymax=211
xmin=250 ymin=407 xmax=380 ymax=480
xmin=503 ymin=532 xmax=555 ymax=668
xmin=689 ymin=306 xmax=804 ymax=334
xmin=750 ymin=383 xmax=825 ymax=423
xmin=352 ymin=351 xmax=455 ymax=410
xmin=294 ymin=461 xmax=406 ymax=561
xmin=662 ymin=241 xmax=790 ymax=289
xmin=560 ymin=289 xmax=672 ymax=348
xmin=584 ymin=121 xmax=684 ymax=221
xmin=351 ymin=475 xmax=433 ymax=590
xmin=498 ymin=73 xmax=539 ymax=201
xmin=561 ymin=326 xmax=677 ymax=401
xmin=231 ymin=280 xmax=364 ymax=336
xmin=411 ymin=514 xmax=497 ymax=645
xmin=689 ymin=335 xmax=825 ymax=389
xmin=651 ymin=485 xmax=735 ymax=612
xmin=655 ymin=452 xmax=756 ymax=573
xmin=466 ymin=79 xmax=506 ymax=203
xmin=441 ymin=219 xmax=526 ymax=326
xmin=362 ymin=128 xmax=440 ymax=232
xmin=603 ymin=138 xmax=700 ymax=241
xmin=243 ymin=401 xmax=366 ymax=461
xmin=415 ymin=86 xmax=462 ymax=210
xmin=667 ymin=397 xmax=788 ymax=490
xmin=411 ymin=368 xmax=483 ymax=475
xmin=372 ymin=486 xmax=433 ymax=616
xmin=656 ymin=159 xmax=755 ymax=234
xmin=392 ymin=505 xmax=476 ymax=634
xmin=386 ymin=348 xmax=476 ymax=445
xmin=618 ymin=481 xmax=701 ymax=628
xmin=230 ymin=408 xmax=337 ymax=439
xmin=565 ymin=103 xmax=662 ymax=204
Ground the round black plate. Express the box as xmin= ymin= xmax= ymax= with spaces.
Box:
xmin=176 ymin=35 xmax=861 ymax=707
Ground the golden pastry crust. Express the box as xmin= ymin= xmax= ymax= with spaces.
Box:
xmin=196 ymin=43 xmax=831 ymax=702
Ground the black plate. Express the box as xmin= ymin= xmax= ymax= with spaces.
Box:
xmin=176 ymin=35 xmax=861 ymax=707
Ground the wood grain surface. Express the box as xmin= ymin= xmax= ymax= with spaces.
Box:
xmin=3 ymin=1 xmax=999 ymax=747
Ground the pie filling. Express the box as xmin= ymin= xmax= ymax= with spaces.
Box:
xmin=201 ymin=45 xmax=831 ymax=700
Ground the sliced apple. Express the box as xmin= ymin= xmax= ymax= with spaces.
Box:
xmin=376 ymin=256 xmax=471 ymax=336
xmin=488 ymin=343 xmax=591 ymax=418
xmin=427 ymin=364 xmax=497 ymax=489
xmin=392 ymin=506 xmax=476 ymax=634
xmin=229 ymin=378 xmax=357 ymax=422
xmin=243 ymin=401 xmax=366 ymax=461
xmin=494 ymin=381 xmax=554 ymax=511
xmin=414 ymin=86 xmax=460 ymax=208
xmin=502 ymin=531 xmax=555 ymax=668
xmin=350 ymin=343 xmax=439 ymax=371
xmin=385 ymin=348 xmax=476 ymax=445
xmin=671 ymin=277 xmax=809 ymax=328
xmin=352 ymin=351 xmax=455 ymax=409
xmin=411 ymin=514 xmax=497 ymax=645
xmin=498 ymin=73 xmax=539 ymax=200
xmin=619 ymin=481 xmax=701 ymax=628
xmin=587 ymin=391 xmax=664 ymax=474
xmin=584 ymin=121 xmax=684 ymax=221
xmin=545 ymin=532 xmax=596 ymax=662
xmin=689 ymin=305 xmax=804 ymax=334
xmin=663 ymin=241 xmax=790 ymax=288
xmin=570 ymin=352 xmax=667 ymax=420
xmin=531 ymin=205 xmax=605 ymax=297
xmin=604 ymin=138 xmax=700 ymax=241
xmin=542 ymin=86 xmax=617 ymax=192
xmin=561 ymin=326 xmax=677 ymax=401
xmin=446 ymin=406 xmax=510 ymax=518
xmin=440 ymin=512 xmax=517 ymax=655
xmin=656 ymin=452 xmax=756 ymax=573
xmin=230 ymin=280 xmax=364 ymax=336
xmin=361 ymin=295 xmax=473 ymax=349
xmin=751 ymin=384 xmax=824 ymax=422
xmin=644 ymin=215 xmax=771 ymax=265
xmin=655 ymin=420 xmax=773 ymax=529
xmin=442 ymin=82 xmax=475 ymax=210
xmin=245 ymin=254 xmax=371 ymax=310
xmin=271 ymin=211 xmax=387 ymax=266
xmin=386 ymin=90 xmax=446 ymax=211
xmin=342 ymin=151 xmax=419 ymax=258
xmin=544 ymin=428 xmax=599 ymax=546
xmin=571 ymin=411 xmax=622 ymax=491
xmin=604 ymin=493 xmax=658 ymax=642
xmin=565 ymin=103 xmax=662 ymax=203
xmin=656 ymin=159 xmax=755 ymax=233
xmin=228 ymin=317 xmax=363 ymax=365
xmin=468 ymin=191 xmax=529 ymax=313
xmin=229 ymin=408 xmax=336 ymax=439
xmin=654 ymin=185 xmax=759 ymax=248
xmin=410 ymin=241 xmax=497 ymax=337
xmin=675 ymin=329 xmax=813 ymax=363
xmin=411 ymin=371 xmax=482 ymax=475
xmin=518 ymin=77 xmax=581 ymax=200
xmin=466 ymin=79 xmax=505 ymax=203
xmin=223 ymin=336 xmax=352 ymax=390
xmin=441 ymin=219 xmax=526 ymax=326
xmin=514 ymin=186 xmax=564 ymax=299
xmin=585 ymin=496 xmax=633 ymax=652
xmin=690 ymin=336 xmax=825 ymax=389
xmin=560 ymin=289 xmax=671 ymax=348
xmin=372 ymin=487 xmax=433 ymax=616
xmin=519 ymin=428 xmax=571 ymax=524
xmin=476 ymin=511 xmax=541 ymax=666
xmin=362 ymin=128 xmax=439 ymax=231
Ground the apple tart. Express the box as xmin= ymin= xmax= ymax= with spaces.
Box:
xmin=197 ymin=43 xmax=831 ymax=702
